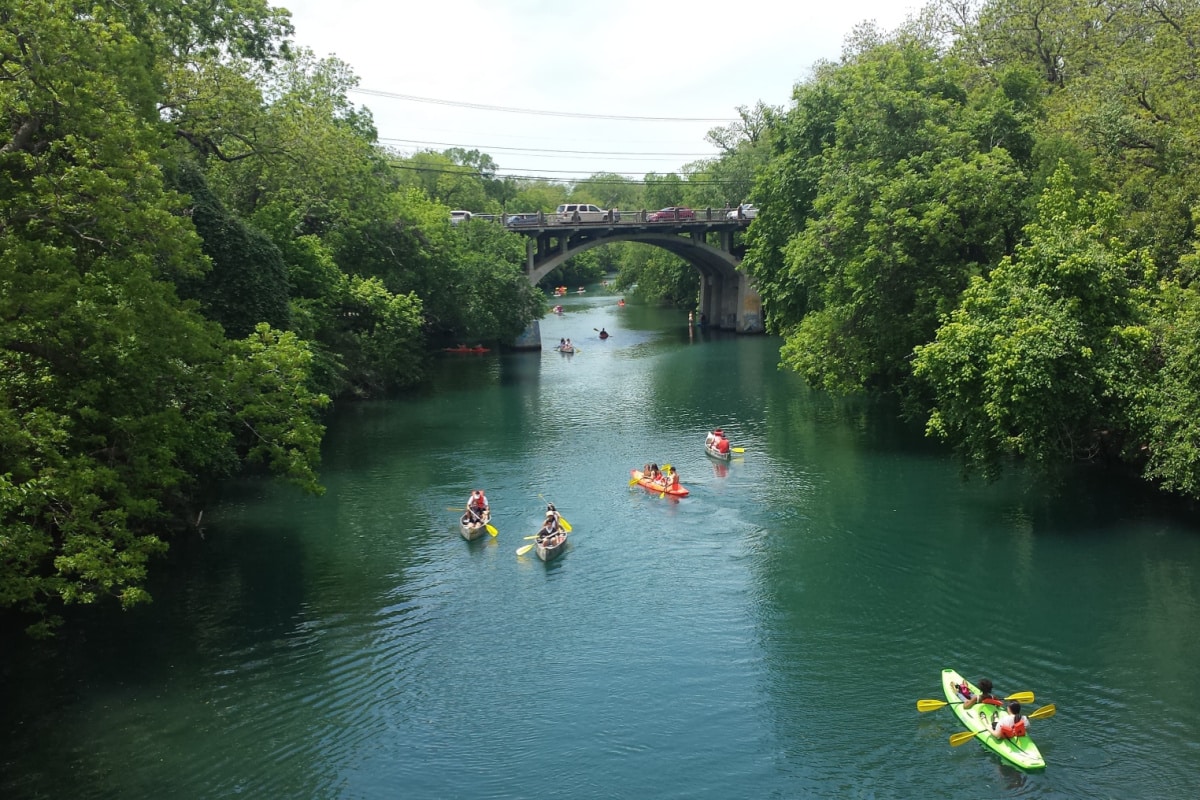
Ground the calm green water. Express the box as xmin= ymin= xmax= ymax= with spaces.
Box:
xmin=4 ymin=290 xmax=1200 ymax=799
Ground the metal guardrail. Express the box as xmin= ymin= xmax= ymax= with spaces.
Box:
xmin=486 ymin=208 xmax=752 ymax=227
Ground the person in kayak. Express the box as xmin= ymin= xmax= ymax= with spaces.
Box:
xmin=962 ymin=678 xmax=1004 ymax=709
xmin=599 ymin=328 xmax=609 ymax=339
xmin=989 ymin=701 xmax=1029 ymax=739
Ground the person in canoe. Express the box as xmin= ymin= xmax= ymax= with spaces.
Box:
xmin=599 ymin=328 xmax=609 ymax=339
xmin=988 ymin=701 xmax=1030 ymax=739
xmin=537 ymin=505 xmax=564 ymax=544
xmin=707 ymin=428 xmax=732 ymax=455
xmin=961 ymin=677 xmax=1003 ymax=710
xmin=559 ymin=338 xmax=567 ymax=349
xmin=466 ymin=489 xmax=489 ymax=523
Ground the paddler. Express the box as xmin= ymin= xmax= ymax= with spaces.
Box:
xmin=467 ymin=489 xmax=489 ymax=523
xmin=989 ymin=701 xmax=1029 ymax=739
xmin=962 ymin=678 xmax=1004 ymax=710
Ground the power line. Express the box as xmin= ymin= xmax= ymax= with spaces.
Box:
xmin=378 ymin=136 xmax=719 ymax=158
xmin=353 ymin=88 xmax=738 ymax=123
xmin=385 ymin=161 xmax=738 ymax=186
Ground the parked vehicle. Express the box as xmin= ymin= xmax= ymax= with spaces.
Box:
xmin=505 ymin=212 xmax=541 ymax=226
xmin=450 ymin=210 xmax=473 ymax=225
xmin=726 ymin=204 xmax=758 ymax=220
xmin=648 ymin=206 xmax=696 ymax=222
xmin=555 ymin=203 xmax=612 ymax=223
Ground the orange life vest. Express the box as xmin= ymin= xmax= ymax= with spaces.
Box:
xmin=997 ymin=715 xmax=1027 ymax=738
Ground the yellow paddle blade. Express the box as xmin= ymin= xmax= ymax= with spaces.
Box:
xmin=486 ymin=524 xmax=498 ymax=537
xmin=919 ymin=691 xmax=1032 ymax=713
xmin=516 ymin=543 xmax=535 ymax=556
xmin=524 ymin=535 xmax=538 ymax=540
xmin=1029 ymin=704 xmax=1056 ymax=720
xmin=949 ymin=729 xmax=981 ymax=747
xmin=447 ymin=507 xmax=464 ymax=512
xmin=731 ymin=447 xmax=745 ymax=453
xmin=628 ymin=477 xmax=639 ymax=486
xmin=659 ymin=491 xmax=666 ymax=499
xmin=951 ymin=704 xmax=1054 ymax=747
xmin=559 ymin=517 xmax=572 ymax=532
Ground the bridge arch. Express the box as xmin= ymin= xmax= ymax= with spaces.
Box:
xmin=514 ymin=220 xmax=763 ymax=334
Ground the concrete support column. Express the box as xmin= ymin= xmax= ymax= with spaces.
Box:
xmin=734 ymin=273 xmax=764 ymax=333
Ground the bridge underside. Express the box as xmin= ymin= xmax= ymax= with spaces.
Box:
xmin=521 ymin=225 xmax=763 ymax=334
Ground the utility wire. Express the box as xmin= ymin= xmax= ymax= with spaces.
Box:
xmin=378 ymin=136 xmax=719 ymax=158
xmin=385 ymin=162 xmax=737 ymax=186
xmin=353 ymin=88 xmax=738 ymax=123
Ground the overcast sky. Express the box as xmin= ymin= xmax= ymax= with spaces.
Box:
xmin=277 ymin=1 xmax=920 ymax=180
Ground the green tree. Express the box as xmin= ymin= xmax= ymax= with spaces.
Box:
xmin=169 ymin=163 xmax=291 ymax=338
xmin=913 ymin=164 xmax=1153 ymax=479
xmin=767 ymin=38 xmax=1031 ymax=392
xmin=0 ymin=0 xmax=327 ymax=634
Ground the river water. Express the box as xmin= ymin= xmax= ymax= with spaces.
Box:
xmin=3 ymin=290 xmax=1200 ymax=799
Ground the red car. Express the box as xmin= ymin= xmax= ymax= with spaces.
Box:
xmin=647 ymin=206 xmax=696 ymax=222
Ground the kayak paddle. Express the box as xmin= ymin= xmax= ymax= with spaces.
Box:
xmin=917 ymin=691 xmax=1034 ymax=712
xmin=949 ymin=704 xmax=1057 ymax=746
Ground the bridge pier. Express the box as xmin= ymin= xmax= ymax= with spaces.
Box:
xmin=700 ymin=271 xmax=764 ymax=334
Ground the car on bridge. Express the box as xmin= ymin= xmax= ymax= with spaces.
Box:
xmin=556 ymin=203 xmax=614 ymax=223
xmin=726 ymin=204 xmax=758 ymax=220
xmin=505 ymin=212 xmax=541 ymax=226
xmin=648 ymin=206 xmax=696 ymax=222
xmin=450 ymin=210 xmax=473 ymax=225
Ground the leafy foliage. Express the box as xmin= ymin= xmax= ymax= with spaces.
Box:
xmin=914 ymin=165 xmax=1153 ymax=478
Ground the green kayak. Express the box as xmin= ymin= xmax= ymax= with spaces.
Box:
xmin=942 ymin=668 xmax=1046 ymax=770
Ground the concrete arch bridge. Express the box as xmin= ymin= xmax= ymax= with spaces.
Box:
xmin=507 ymin=212 xmax=763 ymax=334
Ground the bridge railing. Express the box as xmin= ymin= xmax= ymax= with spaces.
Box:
xmin=485 ymin=208 xmax=749 ymax=227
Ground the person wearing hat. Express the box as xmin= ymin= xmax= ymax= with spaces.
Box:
xmin=537 ymin=506 xmax=562 ymax=544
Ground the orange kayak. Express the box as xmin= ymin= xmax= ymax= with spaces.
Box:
xmin=630 ymin=469 xmax=689 ymax=497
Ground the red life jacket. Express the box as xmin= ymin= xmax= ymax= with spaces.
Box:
xmin=716 ymin=438 xmax=730 ymax=453
xmin=982 ymin=696 xmax=1005 ymax=707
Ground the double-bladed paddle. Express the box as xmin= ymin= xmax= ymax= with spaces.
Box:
xmin=948 ymin=703 xmax=1057 ymax=746
xmin=917 ymin=691 xmax=1034 ymax=712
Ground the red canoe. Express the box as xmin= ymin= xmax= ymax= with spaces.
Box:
xmin=630 ymin=469 xmax=689 ymax=497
